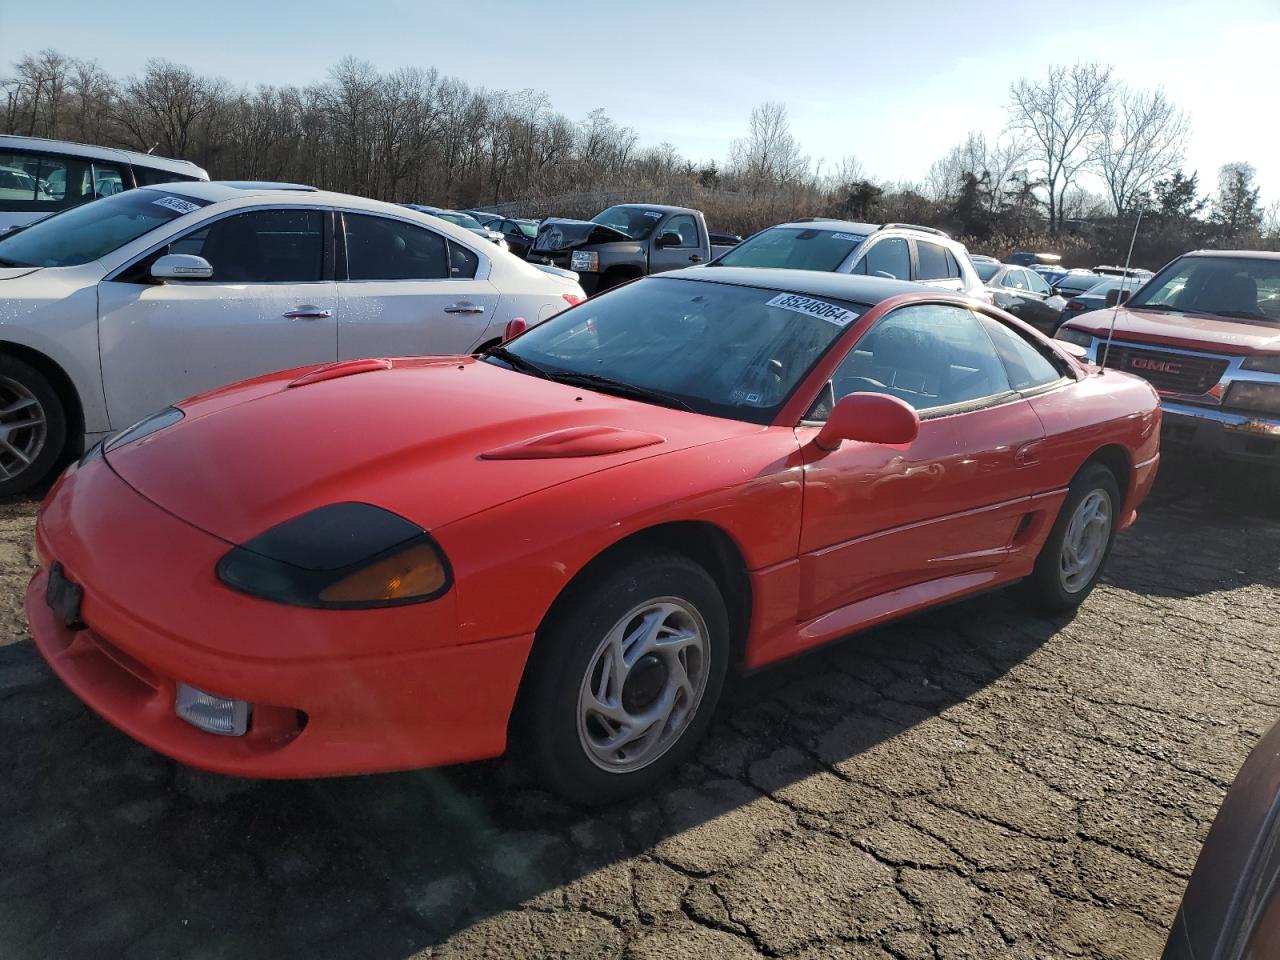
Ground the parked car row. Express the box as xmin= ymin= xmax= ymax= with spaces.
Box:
xmin=0 ymin=181 xmax=586 ymax=493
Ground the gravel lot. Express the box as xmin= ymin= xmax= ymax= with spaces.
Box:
xmin=0 ymin=455 xmax=1276 ymax=960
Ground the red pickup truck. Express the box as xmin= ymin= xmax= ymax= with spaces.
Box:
xmin=1055 ymin=250 xmax=1280 ymax=471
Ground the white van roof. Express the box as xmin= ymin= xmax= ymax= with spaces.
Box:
xmin=0 ymin=134 xmax=208 ymax=179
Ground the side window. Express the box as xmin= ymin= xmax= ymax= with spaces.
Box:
xmin=449 ymin=241 xmax=479 ymax=279
xmin=811 ymin=303 xmax=1012 ymax=417
xmin=0 ymin=151 xmax=90 ymax=210
xmin=344 ymin=213 xmax=448 ymax=281
xmin=977 ymin=315 xmax=1066 ymax=391
xmin=1001 ymin=270 xmax=1029 ymax=290
xmin=861 ymin=237 xmax=910 ymax=280
xmin=176 ymin=209 xmax=323 ymax=282
xmin=1026 ymin=270 xmax=1053 ymax=296
xmin=91 ymin=164 xmax=126 ymax=198
xmin=133 ymin=166 xmax=198 ymax=187
xmin=945 ymin=249 xmax=961 ymax=279
xmin=916 ymin=241 xmax=951 ymax=281
xmin=664 ymin=214 xmax=699 ymax=247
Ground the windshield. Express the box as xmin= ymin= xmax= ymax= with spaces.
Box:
xmin=974 ymin=261 xmax=1001 ymax=283
xmin=590 ymin=206 xmax=666 ymax=240
xmin=713 ymin=227 xmax=866 ymax=271
xmin=0 ymin=188 xmax=210 ymax=267
xmin=1128 ymin=255 xmax=1280 ymax=323
xmin=487 ymin=276 xmax=862 ymax=423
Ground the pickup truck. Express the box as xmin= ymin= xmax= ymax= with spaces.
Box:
xmin=528 ymin=204 xmax=735 ymax=295
xmin=1054 ymin=249 xmax=1280 ymax=473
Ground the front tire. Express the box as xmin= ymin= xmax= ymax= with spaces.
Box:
xmin=519 ymin=551 xmax=730 ymax=805
xmin=0 ymin=355 xmax=67 ymax=497
xmin=1025 ymin=463 xmax=1121 ymax=613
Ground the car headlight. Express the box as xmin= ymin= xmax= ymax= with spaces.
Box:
xmin=1054 ymin=327 xmax=1094 ymax=349
xmin=103 ymin=406 xmax=185 ymax=453
xmin=570 ymin=250 xmax=599 ymax=273
xmin=216 ymin=502 xmax=451 ymax=609
xmin=1241 ymin=354 xmax=1280 ymax=374
xmin=1224 ymin=381 xmax=1280 ymax=415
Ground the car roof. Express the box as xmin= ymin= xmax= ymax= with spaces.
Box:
xmin=0 ymin=134 xmax=207 ymax=177
xmin=771 ymin=219 xmax=880 ymax=234
xmin=1184 ymin=249 xmax=1280 ymax=261
xmin=659 ymin=266 xmax=924 ymax=305
xmin=607 ymin=203 xmax=699 ymax=216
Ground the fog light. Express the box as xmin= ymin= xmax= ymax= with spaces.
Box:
xmin=175 ymin=683 xmax=251 ymax=736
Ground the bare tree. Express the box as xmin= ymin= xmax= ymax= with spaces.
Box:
xmin=1095 ymin=86 xmax=1188 ymax=216
xmin=728 ymin=102 xmax=810 ymax=195
xmin=1008 ymin=62 xmax=1115 ymax=233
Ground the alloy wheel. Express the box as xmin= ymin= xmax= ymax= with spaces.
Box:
xmin=0 ymin=376 xmax=47 ymax=481
xmin=1060 ymin=489 xmax=1112 ymax=593
xmin=576 ymin=597 xmax=710 ymax=773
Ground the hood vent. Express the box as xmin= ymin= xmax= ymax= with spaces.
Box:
xmin=288 ymin=358 xmax=393 ymax=388
xmin=481 ymin=425 xmax=665 ymax=460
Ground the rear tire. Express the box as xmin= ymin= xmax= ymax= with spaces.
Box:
xmin=0 ymin=355 xmax=67 ymax=497
xmin=1024 ymin=463 xmax=1121 ymax=613
xmin=518 ymin=551 xmax=730 ymax=806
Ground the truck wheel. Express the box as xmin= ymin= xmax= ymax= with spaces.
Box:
xmin=0 ymin=355 xmax=67 ymax=497
xmin=518 ymin=551 xmax=730 ymax=806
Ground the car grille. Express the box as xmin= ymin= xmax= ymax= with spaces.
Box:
xmin=1101 ymin=344 xmax=1228 ymax=396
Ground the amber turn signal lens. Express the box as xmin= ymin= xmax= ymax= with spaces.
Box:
xmin=318 ymin=543 xmax=447 ymax=604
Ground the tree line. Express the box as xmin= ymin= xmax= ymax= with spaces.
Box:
xmin=3 ymin=50 xmax=1275 ymax=267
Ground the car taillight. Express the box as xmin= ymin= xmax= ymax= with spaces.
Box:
xmin=1066 ymin=300 xmax=1085 ymax=311
xmin=562 ymin=293 xmax=584 ymax=306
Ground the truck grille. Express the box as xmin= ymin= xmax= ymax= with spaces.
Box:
xmin=1101 ymin=344 xmax=1228 ymax=397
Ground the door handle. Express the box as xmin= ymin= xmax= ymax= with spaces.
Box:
xmin=283 ymin=307 xmax=332 ymax=320
xmin=444 ymin=303 xmax=486 ymax=315
xmin=688 ymin=254 xmax=704 ymax=263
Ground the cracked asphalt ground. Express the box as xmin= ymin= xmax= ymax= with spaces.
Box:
xmin=0 ymin=455 xmax=1276 ymax=960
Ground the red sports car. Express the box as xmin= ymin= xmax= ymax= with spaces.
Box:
xmin=26 ymin=268 xmax=1161 ymax=804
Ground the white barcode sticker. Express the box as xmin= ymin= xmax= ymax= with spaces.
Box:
xmin=153 ymin=196 xmax=200 ymax=215
xmin=830 ymin=232 xmax=866 ymax=243
xmin=765 ymin=293 xmax=860 ymax=327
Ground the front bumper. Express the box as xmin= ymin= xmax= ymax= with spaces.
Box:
xmin=1160 ymin=401 xmax=1280 ymax=466
xmin=26 ymin=460 xmax=534 ymax=778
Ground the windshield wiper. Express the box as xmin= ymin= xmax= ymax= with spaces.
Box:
xmin=482 ymin=345 xmax=551 ymax=379
xmin=548 ymin=373 xmax=695 ymax=412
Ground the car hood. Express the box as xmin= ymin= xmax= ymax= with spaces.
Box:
xmin=104 ymin=357 xmax=752 ymax=545
xmin=1065 ymin=307 xmax=1280 ymax=355
xmin=0 ymin=266 xmax=41 ymax=280
xmin=532 ymin=218 xmax=632 ymax=252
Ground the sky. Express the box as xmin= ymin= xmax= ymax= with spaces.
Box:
xmin=3 ymin=0 xmax=1278 ymax=205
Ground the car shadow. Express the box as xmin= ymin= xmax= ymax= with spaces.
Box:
xmin=0 ymin=585 xmax=1062 ymax=959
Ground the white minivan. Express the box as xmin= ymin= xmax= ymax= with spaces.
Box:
xmin=0 ymin=134 xmax=208 ymax=233
xmin=0 ymin=181 xmax=586 ymax=493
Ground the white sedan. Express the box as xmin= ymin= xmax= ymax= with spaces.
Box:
xmin=0 ymin=181 xmax=585 ymax=493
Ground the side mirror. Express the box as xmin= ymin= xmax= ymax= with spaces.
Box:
xmin=1104 ymin=288 xmax=1131 ymax=307
xmin=814 ymin=392 xmax=920 ymax=452
xmin=656 ymin=231 xmax=682 ymax=248
xmin=152 ymin=254 xmax=212 ymax=281
xmin=503 ymin=317 xmax=528 ymax=342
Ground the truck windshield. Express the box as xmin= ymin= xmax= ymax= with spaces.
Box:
xmin=713 ymin=227 xmax=866 ymax=271
xmin=590 ymin=206 xmax=665 ymax=240
xmin=1129 ymin=256 xmax=1280 ymax=324
xmin=486 ymin=276 xmax=861 ymax=424
xmin=0 ymin=188 xmax=210 ymax=267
